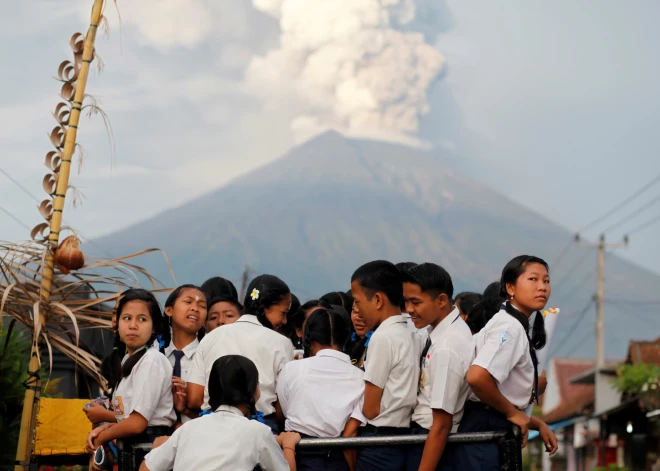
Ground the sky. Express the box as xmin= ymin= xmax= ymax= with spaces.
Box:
xmin=1 ymin=0 xmax=660 ymax=275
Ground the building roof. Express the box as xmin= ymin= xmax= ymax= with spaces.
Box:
xmin=540 ymin=358 xmax=596 ymax=424
xmin=628 ymin=338 xmax=660 ymax=365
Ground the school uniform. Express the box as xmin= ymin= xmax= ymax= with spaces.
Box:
xmin=357 ymin=314 xmax=419 ymax=471
xmin=165 ymin=338 xmax=198 ymax=424
xmin=453 ymin=306 xmax=537 ymax=471
xmin=112 ymin=346 xmax=176 ymax=470
xmin=406 ymin=308 xmax=475 ymax=471
xmin=143 ymin=405 xmax=289 ymax=471
xmin=189 ymin=314 xmax=294 ymax=433
xmin=278 ymin=349 xmax=366 ymax=471
xmin=404 ymin=313 xmax=429 ymax=353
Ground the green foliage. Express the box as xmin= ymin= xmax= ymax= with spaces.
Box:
xmin=0 ymin=325 xmax=31 ymax=461
xmin=614 ymin=363 xmax=660 ymax=395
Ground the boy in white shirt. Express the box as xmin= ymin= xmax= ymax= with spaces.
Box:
xmin=351 ymin=261 xmax=419 ymax=471
xmin=402 ymin=263 xmax=475 ymax=471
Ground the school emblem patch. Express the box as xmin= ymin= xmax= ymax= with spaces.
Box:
xmin=498 ymin=330 xmax=512 ymax=349
xmin=113 ymin=396 xmax=124 ymax=417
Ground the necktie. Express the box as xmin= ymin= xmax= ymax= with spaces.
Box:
xmin=172 ymin=350 xmax=185 ymax=378
xmin=418 ymin=337 xmax=432 ymax=394
xmin=528 ymin=337 xmax=539 ymax=405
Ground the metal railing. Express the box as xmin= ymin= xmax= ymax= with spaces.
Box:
xmin=121 ymin=427 xmax=522 ymax=471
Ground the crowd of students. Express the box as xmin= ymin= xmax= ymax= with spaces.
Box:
xmin=83 ymin=256 xmax=559 ymax=471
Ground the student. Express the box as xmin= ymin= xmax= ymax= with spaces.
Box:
xmin=453 ymin=292 xmax=481 ymax=322
xmin=320 ymin=291 xmax=354 ymax=313
xmin=285 ymin=300 xmax=330 ymax=352
xmin=464 ymin=282 xmax=503 ymax=335
xmin=278 ymin=309 xmax=366 ymax=471
xmin=454 ymin=256 xmax=558 ymax=470
xmin=163 ymin=284 xmax=207 ymax=425
xmin=346 ymin=302 xmax=372 ymax=370
xmin=279 ymin=294 xmax=302 ymax=348
xmin=402 ymin=263 xmax=475 ymax=471
xmin=206 ymin=295 xmax=244 ymax=332
xmin=395 ymin=262 xmax=428 ymax=351
xmin=86 ymin=289 xmax=176 ymax=469
xmin=351 ymin=261 xmax=419 ymax=471
xmin=188 ymin=274 xmax=295 ymax=434
xmin=140 ymin=355 xmax=301 ymax=471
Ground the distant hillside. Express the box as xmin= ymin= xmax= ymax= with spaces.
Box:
xmin=93 ymin=131 xmax=660 ymax=359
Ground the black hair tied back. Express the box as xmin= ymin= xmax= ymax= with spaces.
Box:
xmin=114 ymin=288 xmax=169 ymax=380
xmin=208 ymin=355 xmax=260 ymax=416
xmin=302 ymin=308 xmax=351 ymax=358
xmin=500 ymin=255 xmax=548 ymax=350
xmin=243 ymin=275 xmax=290 ymax=330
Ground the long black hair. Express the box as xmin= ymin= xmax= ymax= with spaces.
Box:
xmin=466 ymin=282 xmax=502 ymax=334
xmin=243 ymin=275 xmax=291 ymax=330
xmin=303 ymin=308 xmax=351 ymax=358
xmin=114 ymin=289 xmax=170 ymax=381
xmin=500 ymin=255 xmax=548 ymax=350
xmin=208 ymin=355 xmax=260 ymax=416
xmin=279 ymin=293 xmax=301 ymax=346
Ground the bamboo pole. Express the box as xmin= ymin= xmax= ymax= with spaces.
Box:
xmin=13 ymin=1 xmax=105 ymax=469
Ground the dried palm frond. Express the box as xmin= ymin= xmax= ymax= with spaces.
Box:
xmin=0 ymin=240 xmax=176 ymax=391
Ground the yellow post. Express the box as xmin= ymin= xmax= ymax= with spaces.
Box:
xmin=13 ymin=1 xmax=105 ymax=469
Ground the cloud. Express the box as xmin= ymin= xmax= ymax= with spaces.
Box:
xmin=246 ymin=0 xmax=445 ymax=144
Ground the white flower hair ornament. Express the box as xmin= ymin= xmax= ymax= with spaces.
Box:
xmin=250 ymin=288 xmax=260 ymax=301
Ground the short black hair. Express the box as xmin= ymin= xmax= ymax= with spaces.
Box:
xmin=401 ymin=262 xmax=454 ymax=300
xmin=320 ymin=291 xmax=354 ymax=312
xmin=454 ymin=291 xmax=482 ymax=315
xmin=201 ymin=277 xmax=239 ymax=303
xmin=208 ymin=295 xmax=244 ymax=314
xmin=351 ymin=260 xmax=403 ymax=308
xmin=208 ymin=355 xmax=259 ymax=415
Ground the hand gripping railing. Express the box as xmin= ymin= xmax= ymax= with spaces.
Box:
xmin=125 ymin=426 xmax=523 ymax=471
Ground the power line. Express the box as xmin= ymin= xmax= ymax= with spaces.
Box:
xmin=548 ymin=298 xmax=594 ymax=358
xmin=0 ymin=166 xmax=114 ymax=258
xmin=0 ymin=205 xmax=33 ymax=232
xmin=552 ymin=248 xmax=592 ymax=292
xmin=558 ymin=270 xmax=594 ymax=304
xmin=563 ymin=329 xmax=592 ymax=358
xmin=627 ymin=212 xmax=660 ymax=236
xmin=604 ymin=298 xmax=660 ymax=306
xmin=601 ymin=194 xmax=660 ymax=234
xmin=579 ymin=172 xmax=660 ymax=233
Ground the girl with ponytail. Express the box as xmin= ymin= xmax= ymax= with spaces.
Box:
xmin=86 ymin=289 xmax=176 ymax=468
xmin=455 ymin=256 xmax=558 ymax=470
xmin=141 ymin=355 xmax=301 ymax=471
xmin=277 ymin=309 xmax=365 ymax=471
xmin=187 ymin=274 xmax=295 ymax=435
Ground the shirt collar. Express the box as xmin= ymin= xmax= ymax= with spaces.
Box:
xmin=236 ymin=314 xmax=262 ymax=326
xmin=377 ymin=314 xmax=407 ymax=330
xmin=213 ymin=405 xmax=245 ymax=417
xmin=429 ymin=307 xmax=461 ymax=343
xmin=165 ymin=337 xmax=199 ymax=359
xmin=316 ymin=349 xmax=351 ymax=363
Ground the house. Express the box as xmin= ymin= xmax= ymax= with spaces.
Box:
xmin=538 ymin=358 xmax=597 ymax=471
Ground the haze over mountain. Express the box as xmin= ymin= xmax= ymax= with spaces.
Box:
xmin=93 ymin=131 xmax=660 ymax=360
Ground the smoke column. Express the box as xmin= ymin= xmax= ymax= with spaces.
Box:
xmin=247 ymin=0 xmax=445 ymax=145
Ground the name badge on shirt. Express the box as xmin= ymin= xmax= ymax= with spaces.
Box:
xmin=113 ymin=396 xmax=125 ymax=418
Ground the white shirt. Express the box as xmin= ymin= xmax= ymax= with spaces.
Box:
xmin=144 ymin=405 xmax=289 ymax=471
xmin=112 ymin=346 xmax=176 ymax=426
xmin=278 ymin=349 xmax=366 ymax=437
xmin=165 ymin=338 xmax=199 ymax=424
xmin=412 ymin=309 xmax=475 ymax=432
xmin=363 ymin=314 xmax=419 ymax=428
xmin=405 ymin=314 xmax=429 ymax=354
xmin=189 ymin=315 xmax=294 ymax=415
xmin=470 ymin=309 xmax=535 ymax=410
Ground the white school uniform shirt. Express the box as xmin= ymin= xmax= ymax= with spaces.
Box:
xmin=165 ymin=338 xmax=198 ymax=424
xmin=469 ymin=308 xmax=535 ymax=410
xmin=143 ymin=405 xmax=289 ymax=471
xmin=277 ymin=349 xmax=366 ymax=438
xmin=363 ymin=314 xmax=419 ymax=428
xmin=412 ymin=308 xmax=475 ymax=432
xmin=112 ymin=346 xmax=176 ymax=426
xmin=189 ymin=314 xmax=294 ymax=415
xmin=405 ymin=313 xmax=429 ymax=355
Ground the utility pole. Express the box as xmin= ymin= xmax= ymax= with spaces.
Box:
xmin=575 ymin=232 xmax=628 ymax=468
xmin=575 ymin=233 xmax=628 ymax=368
xmin=239 ymin=265 xmax=250 ymax=302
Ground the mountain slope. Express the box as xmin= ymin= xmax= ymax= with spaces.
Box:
xmin=93 ymin=131 xmax=660 ymax=359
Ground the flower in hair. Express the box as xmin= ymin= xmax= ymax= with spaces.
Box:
xmin=250 ymin=289 xmax=260 ymax=301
